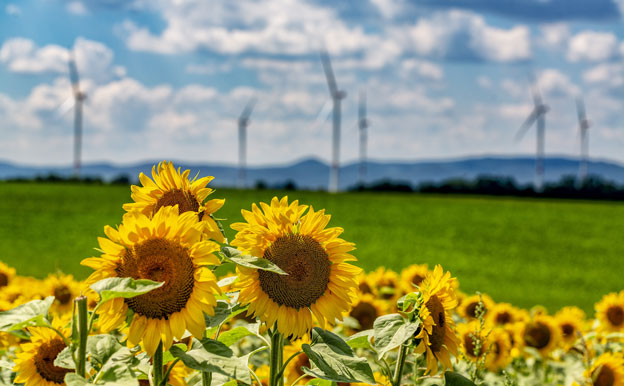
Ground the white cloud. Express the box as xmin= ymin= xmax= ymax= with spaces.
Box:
xmin=5 ymin=4 xmax=20 ymax=15
xmin=583 ymin=63 xmax=624 ymax=87
xmin=369 ymin=0 xmax=402 ymax=19
xmin=537 ymin=69 xmax=579 ymax=98
xmin=477 ymin=76 xmax=492 ymax=89
xmin=399 ymin=59 xmax=444 ymax=80
xmin=539 ymin=23 xmax=570 ymax=50
xmin=66 ymin=1 xmax=88 ymax=15
xmin=567 ymin=30 xmax=618 ymax=62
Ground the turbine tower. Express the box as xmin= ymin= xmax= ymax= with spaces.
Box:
xmin=238 ymin=98 xmax=255 ymax=189
xmin=320 ymin=50 xmax=346 ymax=193
xmin=516 ymin=81 xmax=549 ymax=192
xmin=575 ymin=97 xmax=590 ymax=187
xmin=68 ymin=54 xmax=87 ymax=178
xmin=358 ymin=89 xmax=368 ymax=185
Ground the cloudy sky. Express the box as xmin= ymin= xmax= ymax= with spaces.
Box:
xmin=1 ymin=0 xmax=624 ymax=167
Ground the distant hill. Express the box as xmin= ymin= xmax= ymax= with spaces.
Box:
xmin=2 ymin=156 xmax=624 ymax=190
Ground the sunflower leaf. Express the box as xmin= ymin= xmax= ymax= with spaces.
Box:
xmin=0 ymin=296 xmax=53 ymax=331
xmin=311 ymin=327 xmax=354 ymax=356
xmin=219 ymin=247 xmax=287 ymax=275
xmin=90 ymin=277 xmax=164 ymax=303
xmin=96 ymin=346 xmax=140 ymax=384
xmin=170 ymin=339 xmax=252 ymax=384
xmin=444 ymin=371 xmax=477 ymax=386
xmin=302 ymin=343 xmax=376 ymax=385
xmin=86 ymin=334 xmax=124 ymax=367
xmin=346 ymin=330 xmax=375 ymax=351
xmin=54 ymin=346 xmax=75 ymax=369
xmin=204 ymin=301 xmax=247 ymax=330
xmin=373 ymin=313 xmax=420 ymax=359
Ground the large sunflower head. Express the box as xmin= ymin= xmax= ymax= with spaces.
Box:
xmin=522 ymin=314 xmax=561 ymax=357
xmin=414 ymin=265 xmax=460 ymax=375
xmin=585 ymin=352 xmax=624 ymax=386
xmin=44 ymin=273 xmax=81 ymax=315
xmin=458 ymin=293 xmax=494 ymax=321
xmin=81 ymin=205 xmax=221 ymax=356
xmin=123 ymin=161 xmax=225 ymax=242
xmin=554 ymin=306 xmax=586 ymax=349
xmin=0 ymin=261 xmax=16 ymax=288
xmin=596 ymin=291 xmax=624 ymax=333
xmin=232 ymin=196 xmax=361 ymax=338
xmin=13 ymin=320 xmax=72 ymax=386
xmin=399 ymin=264 xmax=430 ymax=296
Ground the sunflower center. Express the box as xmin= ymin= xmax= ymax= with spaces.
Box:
xmin=465 ymin=302 xmax=479 ymax=319
xmin=154 ymin=189 xmax=200 ymax=215
xmin=0 ymin=273 xmax=8 ymax=287
xmin=116 ymin=238 xmax=195 ymax=319
xmin=606 ymin=306 xmax=624 ymax=327
xmin=496 ymin=311 xmax=512 ymax=325
xmin=34 ymin=338 xmax=73 ymax=384
xmin=350 ymin=302 xmax=378 ymax=330
xmin=524 ymin=321 xmax=551 ymax=350
xmin=593 ymin=364 xmax=615 ymax=386
xmin=561 ymin=323 xmax=575 ymax=338
xmin=54 ymin=285 xmax=72 ymax=305
xmin=463 ymin=334 xmax=477 ymax=357
xmin=411 ymin=274 xmax=425 ymax=286
xmin=359 ymin=281 xmax=372 ymax=294
xmin=258 ymin=234 xmax=330 ymax=309
xmin=426 ymin=295 xmax=446 ymax=353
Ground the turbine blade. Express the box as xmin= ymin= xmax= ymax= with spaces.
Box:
xmin=515 ymin=108 xmax=538 ymax=142
xmin=68 ymin=55 xmax=81 ymax=96
xmin=320 ymin=49 xmax=338 ymax=97
xmin=576 ymin=96 xmax=586 ymax=124
xmin=239 ymin=97 xmax=256 ymax=121
xmin=309 ymin=99 xmax=332 ymax=131
xmin=56 ymin=97 xmax=75 ymax=117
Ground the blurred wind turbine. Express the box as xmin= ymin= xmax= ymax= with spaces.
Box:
xmin=515 ymin=80 xmax=549 ymax=192
xmin=358 ymin=89 xmax=369 ymax=185
xmin=238 ymin=98 xmax=256 ymax=189
xmin=320 ymin=49 xmax=347 ymax=193
xmin=575 ymin=96 xmax=590 ymax=187
xmin=68 ymin=53 xmax=87 ymax=178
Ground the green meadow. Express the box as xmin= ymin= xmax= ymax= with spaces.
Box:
xmin=1 ymin=181 xmax=622 ymax=314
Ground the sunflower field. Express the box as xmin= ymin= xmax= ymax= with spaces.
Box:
xmin=0 ymin=161 xmax=622 ymax=386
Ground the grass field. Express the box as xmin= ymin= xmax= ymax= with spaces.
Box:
xmin=1 ymin=181 xmax=623 ymax=314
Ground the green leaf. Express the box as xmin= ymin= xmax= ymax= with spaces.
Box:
xmin=347 ymin=330 xmax=374 ymax=350
xmin=217 ymin=275 xmax=237 ymax=288
xmin=306 ymin=379 xmax=334 ymax=386
xmin=311 ymin=327 xmax=353 ymax=356
xmin=218 ymin=326 xmax=254 ymax=347
xmin=0 ymin=297 xmax=53 ymax=331
xmin=86 ymin=335 xmax=123 ymax=367
xmin=90 ymin=277 xmax=164 ymax=303
xmin=0 ymin=360 xmax=13 ymax=370
xmin=53 ymin=346 xmax=75 ymax=369
xmin=96 ymin=347 xmax=139 ymax=384
xmin=373 ymin=314 xmax=420 ymax=359
xmin=302 ymin=343 xmax=375 ymax=385
xmin=444 ymin=371 xmax=477 ymax=386
xmin=204 ymin=301 xmax=248 ymax=330
xmin=64 ymin=374 xmax=90 ymax=386
xmin=220 ymin=247 xmax=287 ymax=275
xmin=170 ymin=339 xmax=251 ymax=384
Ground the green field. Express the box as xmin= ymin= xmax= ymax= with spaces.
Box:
xmin=1 ymin=182 xmax=622 ymax=314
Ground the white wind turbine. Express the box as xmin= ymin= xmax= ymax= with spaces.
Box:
xmin=238 ymin=98 xmax=256 ymax=189
xmin=320 ymin=49 xmax=347 ymax=193
xmin=575 ymin=96 xmax=590 ymax=186
xmin=67 ymin=53 xmax=87 ymax=178
xmin=358 ymin=89 xmax=369 ymax=185
xmin=516 ymin=80 xmax=549 ymax=192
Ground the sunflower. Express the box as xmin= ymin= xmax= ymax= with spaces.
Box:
xmin=522 ymin=314 xmax=560 ymax=357
xmin=367 ymin=267 xmax=401 ymax=304
xmin=254 ymin=365 xmax=271 ymax=386
xmin=123 ymin=161 xmax=225 ymax=242
xmin=458 ymin=293 xmax=494 ymax=321
xmin=81 ymin=206 xmax=221 ymax=356
xmin=346 ymin=293 xmax=388 ymax=332
xmin=554 ymin=306 xmax=586 ymax=349
xmin=232 ymin=197 xmax=360 ymax=338
xmin=414 ymin=265 xmax=460 ymax=375
xmin=44 ymin=273 xmax=81 ymax=315
xmin=13 ymin=320 xmax=72 ymax=385
xmin=399 ymin=264 xmax=430 ymax=296
xmin=284 ymin=335 xmax=313 ymax=385
xmin=0 ymin=261 xmax=16 ymax=288
xmin=457 ymin=322 xmax=511 ymax=372
xmin=595 ymin=291 xmax=624 ymax=333
xmin=487 ymin=303 xmax=527 ymax=327
xmin=357 ymin=273 xmax=374 ymax=295
xmin=585 ymin=352 xmax=624 ymax=386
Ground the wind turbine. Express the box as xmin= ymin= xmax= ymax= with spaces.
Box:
xmin=358 ymin=89 xmax=369 ymax=185
xmin=575 ymin=96 xmax=590 ymax=187
xmin=68 ymin=54 xmax=87 ymax=178
xmin=237 ymin=98 xmax=256 ymax=189
xmin=516 ymin=80 xmax=549 ymax=192
xmin=320 ymin=49 xmax=347 ymax=193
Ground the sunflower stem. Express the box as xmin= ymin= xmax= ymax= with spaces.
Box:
xmin=202 ymin=370 xmax=212 ymax=386
xmin=153 ymin=341 xmax=164 ymax=386
xmin=75 ymin=296 xmax=88 ymax=378
xmin=392 ymin=343 xmax=409 ymax=386
xmin=269 ymin=329 xmax=284 ymax=386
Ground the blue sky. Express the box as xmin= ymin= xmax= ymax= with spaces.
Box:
xmin=1 ymin=0 xmax=624 ymax=166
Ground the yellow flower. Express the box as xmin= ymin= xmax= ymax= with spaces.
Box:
xmin=458 ymin=293 xmax=494 ymax=321
xmin=414 ymin=265 xmax=460 ymax=375
xmin=585 ymin=352 xmax=624 ymax=386
xmin=123 ymin=161 xmax=225 ymax=242
xmin=522 ymin=314 xmax=561 ymax=357
xmin=595 ymin=291 xmax=624 ymax=333
xmin=13 ymin=321 xmax=72 ymax=385
xmin=399 ymin=264 xmax=430 ymax=296
xmin=0 ymin=261 xmax=16 ymax=288
xmin=284 ymin=335 xmax=313 ymax=385
xmin=457 ymin=322 xmax=511 ymax=372
xmin=44 ymin=273 xmax=81 ymax=315
xmin=81 ymin=206 xmax=221 ymax=356
xmin=487 ymin=302 xmax=528 ymax=327
xmin=346 ymin=293 xmax=388 ymax=333
xmin=367 ymin=267 xmax=401 ymax=304
xmin=232 ymin=197 xmax=361 ymax=338
xmin=554 ymin=306 xmax=586 ymax=349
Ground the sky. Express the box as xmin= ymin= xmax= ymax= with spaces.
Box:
xmin=1 ymin=0 xmax=624 ymax=167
